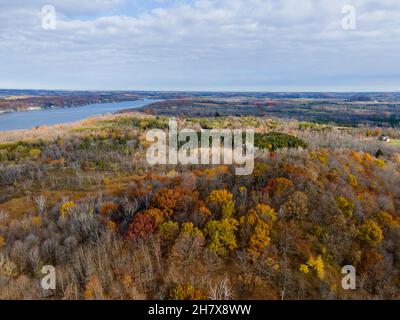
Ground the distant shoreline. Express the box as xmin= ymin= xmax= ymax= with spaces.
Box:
xmin=0 ymin=98 xmax=142 ymax=115
xmin=0 ymin=99 xmax=158 ymax=132
xmin=0 ymin=106 xmax=43 ymax=114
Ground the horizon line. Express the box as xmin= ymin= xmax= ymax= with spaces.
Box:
xmin=1 ymin=88 xmax=400 ymax=94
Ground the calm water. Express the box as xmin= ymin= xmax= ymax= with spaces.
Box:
xmin=0 ymin=99 xmax=158 ymax=132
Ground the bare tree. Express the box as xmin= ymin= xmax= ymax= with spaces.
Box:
xmin=122 ymin=196 xmax=138 ymax=219
xmin=208 ymin=277 xmax=233 ymax=300
xmin=0 ymin=210 xmax=7 ymax=224
xmin=34 ymin=195 xmax=46 ymax=215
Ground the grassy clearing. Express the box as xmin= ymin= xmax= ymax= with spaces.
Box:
xmin=390 ymin=139 xmax=400 ymax=146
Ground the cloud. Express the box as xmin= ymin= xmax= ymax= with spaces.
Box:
xmin=0 ymin=0 xmax=399 ymax=90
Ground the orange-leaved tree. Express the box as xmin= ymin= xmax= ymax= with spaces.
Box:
xmin=151 ymin=187 xmax=192 ymax=216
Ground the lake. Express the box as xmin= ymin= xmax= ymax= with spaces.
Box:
xmin=0 ymin=99 xmax=158 ymax=132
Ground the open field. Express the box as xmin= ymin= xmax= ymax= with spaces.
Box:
xmin=390 ymin=139 xmax=400 ymax=146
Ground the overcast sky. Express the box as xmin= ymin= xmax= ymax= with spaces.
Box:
xmin=0 ymin=0 xmax=399 ymax=91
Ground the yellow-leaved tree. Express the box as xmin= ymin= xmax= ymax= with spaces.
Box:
xmin=358 ymin=220 xmax=384 ymax=247
xmin=204 ymin=218 xmax=238 ymax=256
xmin=206 ymin=189 xmax=235 ymax=219
xmin=299 ymin=255 xmax=325 ymax=280
xmin=240 ymin=204 xmax=277 ymax=260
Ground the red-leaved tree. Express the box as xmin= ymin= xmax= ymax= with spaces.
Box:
xmin=128 ymin=214 xmax=156 ymax=240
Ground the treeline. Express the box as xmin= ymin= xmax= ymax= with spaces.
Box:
xmin=254 ymin=132 xmax=307 ymax=151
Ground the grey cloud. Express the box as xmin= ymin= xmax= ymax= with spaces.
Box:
xmin=0 ymin=0 xmax=399 ymax=90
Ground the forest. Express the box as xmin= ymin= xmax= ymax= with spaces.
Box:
xmin=0 ymin=109 xmax=399 ymax=300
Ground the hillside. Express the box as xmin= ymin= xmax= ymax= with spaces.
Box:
xmin=0 ymin=113 xmax=399 ymax=299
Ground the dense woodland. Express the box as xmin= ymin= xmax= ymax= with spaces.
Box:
xmin=0 ymin=112 xmax=400 ymax=300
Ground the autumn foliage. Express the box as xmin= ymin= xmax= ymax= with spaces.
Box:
xmin=240 ymin=204 xmax=276 ymax=259
xmin=169 ymin=284 xmax=204 ymax=300
xmin=206 ymin=189 xmax=235 ymax=219
xmin=1 ymin=113 xmax=400 ymax=300
xmin=128 ymin=214 xmax=156 ymax=240
xmin=99 ymin=202 xmax=119 ymax=216
xmin=358 ymin=220 xmax=384 ymax=247
xmin=151 ymin=187 xmax=190 ymax=216
xmin=204 ymin=218 xmax=238 ymax=256
xmin=60 ymin=201 xmax=76 ymax=218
